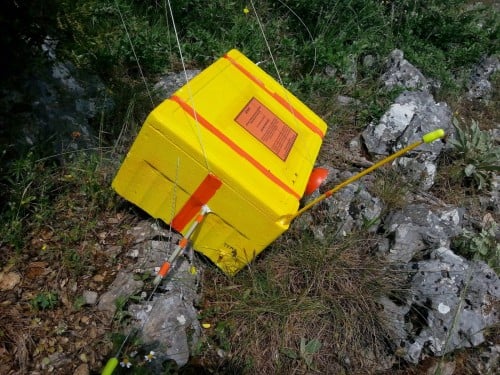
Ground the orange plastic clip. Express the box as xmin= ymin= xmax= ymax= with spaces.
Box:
xmin=179 ymin=237 xmax=188 ymax=249
xmin=158 ymin=262 xmax=171 ymax=278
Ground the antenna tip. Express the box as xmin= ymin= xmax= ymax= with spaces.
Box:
xmin=422 ymin=129 xmax=445 ymax=143
xmin=101 ymin=357 xmax=119 ymax=375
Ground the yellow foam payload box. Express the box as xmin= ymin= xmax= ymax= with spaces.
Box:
xmin=112 ymin=49 xmax=327 ymax=275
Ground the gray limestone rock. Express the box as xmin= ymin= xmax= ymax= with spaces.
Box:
xmin=380 ymin=49 xmax=431 ymax=92
xmin=394 ymin=157 xmax=437 ymax=191
xmin=379 ymin=296 xmax=410 ymax=345
xmin=298 ymin=167 xmax=383 ymax=239
xmin=362 ymin=90 xmax=452 ymax=190
xmin=336 ymin=95 xmax=361 ymax=107
xmin=383 ymin=204 xmax=464 ymax=263
xmin=0 ymin=55 xmax=112 ymax=154
xmin=467 ymin=55 xmax=500 ymax=100
xmin=125 ymin=221 xmax=181 ymax=274
xmin=82 ymin=290 xmax=98 ymax=306
xmin=396 ymin=248 xmax=500 ymax=363
xmin=362 ymin=91 xmax=452 ymax=158
xmin=342 ymin=54 xmax=358 ymax=86
xmin=474 ymin=344 xmax=500 ymax=374
xmin=99 ymin=219 xmax=202 ymax=368
xmin=154 ymin=70 xmax=200 ymax=99
xmin=97 ymin=271 xmax=144 ymax=315
xmin=480 ymin=173 xmax=500 ymax=216
xmin=128 ymin=259 xmax=201 ymax=368
xmin=362 ymin=54 xmax=375 ymax=69
xmin=127 ymin=221 xmax=172 ymax=244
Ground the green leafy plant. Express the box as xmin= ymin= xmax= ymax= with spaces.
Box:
xmin=113 ymin=295 xmax=132 ymax=325
xmin=30 ymin=291 xmax=59 ymax=311
xmin=300 ymin=337 xmax=322 ymax=370
xmin=73 ymin=295 xmax=87 ymax=311
xmin=213 ymin=321 xmax=233 ymax=353
xmin=282 ymin=337 xmax=322 ymax=371
xmin=454 ymin=222 xmax=500 ymax=272
xmin=449 ymin=118 xmax=500 ymax=190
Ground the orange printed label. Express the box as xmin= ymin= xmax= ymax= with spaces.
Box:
xmin=235 ymin=98 xmax=297 ymax=160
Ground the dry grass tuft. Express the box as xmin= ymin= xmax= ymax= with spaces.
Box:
xmin=370 ymin=168 xmax=413 ymax=213
xmin=199 ymin=230 xmax=407 ymax=374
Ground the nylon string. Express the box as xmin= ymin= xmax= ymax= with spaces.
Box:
xmin=249 ymin=0 xmax=317 ymax=161
xmin=165 ymin=0 xmax=211 ymax=172
xmin=114 ymin=0 xmax=154 ymax=106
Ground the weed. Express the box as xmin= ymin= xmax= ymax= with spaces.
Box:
xmin=54 ymin=322 xmax=68 ymax=335
xmin=387 ymin=0 xmax=499 ymax=94
xmin=56 ymin=0 xmax=175 ymax=78
xmin=0 ymin=152 xmax=56 ymax=251
xmin=73 ymin=295 xmax=87 ymax=311
xmin=449 ymin=118 xmax=500 ymax=190
xmin=113 ymin=296 xmax=131 ymax=325
xmin=282 ymin=337 xmax=322 ymax=371
xmin=30 ymin=292 xmax=59 ymax=311
xmin=63 ymin=249 xmax=92 ymax=276
xmin=454 ymin=222 xmax=500 ymax=272
xmin=213 ymin=321 xmax=233 ymax=352
xmin=105 ymin=331 xmax=176 ymax=374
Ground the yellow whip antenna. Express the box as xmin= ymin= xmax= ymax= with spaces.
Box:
xmin=282 ymin=129 xmax=446 ymax=225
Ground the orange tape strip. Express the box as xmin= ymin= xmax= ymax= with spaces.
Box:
xmin=158 ymin=262 xmax=171 ymax=278
xmin=170 ymin=95 xmax=301 ymax=200
xmin=223 ymin=54 xmax=325 ymax=139
xmin=171 ymin=173 xmax=222 ymax=232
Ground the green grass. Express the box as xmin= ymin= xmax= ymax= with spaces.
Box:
xmin=0 ymin=150 xmax=120 ymax=273
xmin=1 ymin=0 xmax=499 ymax=373
xmin=49 ymin=0 xmax=499 ymax=99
